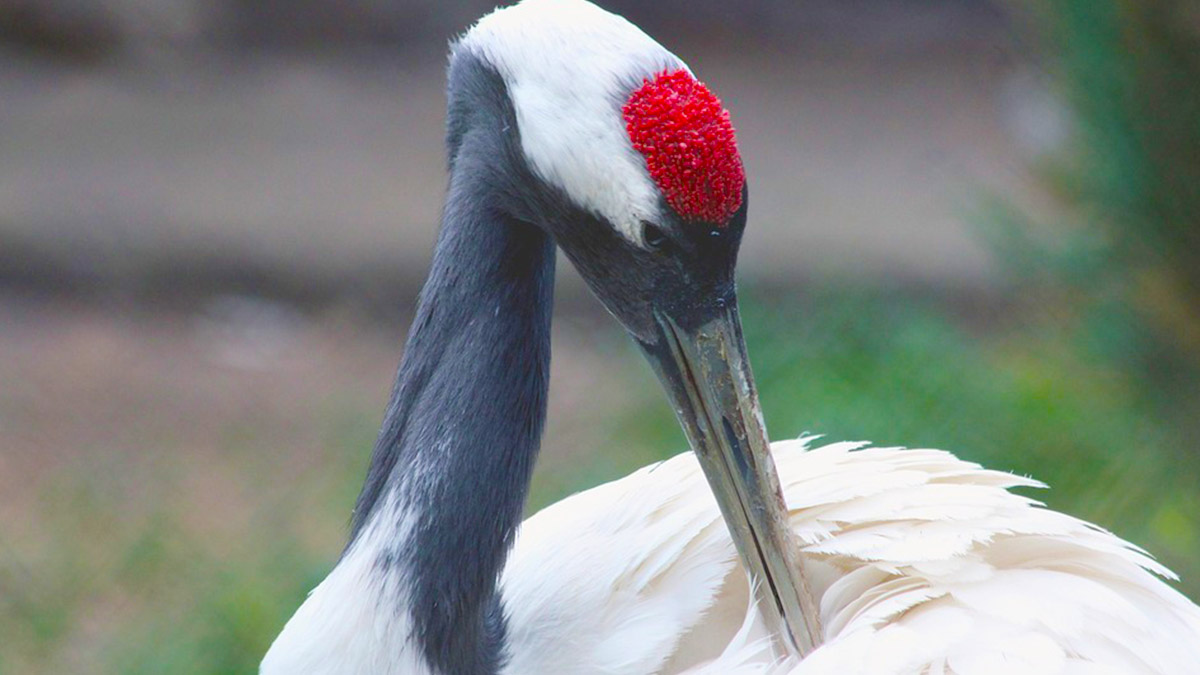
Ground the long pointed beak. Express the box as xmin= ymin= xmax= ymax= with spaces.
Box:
xmin=639 ymin=302 xmax=821 ymax=658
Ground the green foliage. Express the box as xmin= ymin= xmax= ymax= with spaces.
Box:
xmin=1007 ymin=0 xmax=1200 ymax=369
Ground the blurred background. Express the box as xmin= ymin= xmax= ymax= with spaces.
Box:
xmin=2 ymin=0 xmax=1198 ymax=671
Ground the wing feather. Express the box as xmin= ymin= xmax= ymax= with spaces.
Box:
xmin=499 ymin=438 xmax=1200 ymax=675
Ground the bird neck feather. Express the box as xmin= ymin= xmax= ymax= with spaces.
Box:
xmin=348 ymin=143 xmax=556 ymax=674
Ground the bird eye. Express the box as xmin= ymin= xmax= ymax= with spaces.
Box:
xmin=641 ymin=222 xmax=669 ymax=252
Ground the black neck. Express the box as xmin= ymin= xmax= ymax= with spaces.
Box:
xmin=350 ymin=156 xmax=555 ymax=673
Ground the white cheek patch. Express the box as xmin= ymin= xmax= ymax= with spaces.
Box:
xmin=457 ymin=0 xmax=686 ymax=242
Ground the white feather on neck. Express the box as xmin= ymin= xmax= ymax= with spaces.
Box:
xmin=261 ymin=506 xmax=428 ymax=675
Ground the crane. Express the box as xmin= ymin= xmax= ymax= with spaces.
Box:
xmin=261 ymin=1 xmax=1200 ymax=673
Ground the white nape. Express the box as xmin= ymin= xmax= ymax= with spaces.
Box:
xmin=458 ymin=0 xmax=686 ymax=243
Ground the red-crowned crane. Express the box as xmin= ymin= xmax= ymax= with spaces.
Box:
xmin=261 ymin=1 xmax=1200 ymax=673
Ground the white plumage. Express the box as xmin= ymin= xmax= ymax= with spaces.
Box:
xmin=501 ymin=437 xmax=1200 ymax=674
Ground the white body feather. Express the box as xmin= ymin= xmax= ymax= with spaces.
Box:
xmin=265 ymin=437 xmax=1200 ymax=674
xmin=505 ymin=437 xmax=1200 ymax=674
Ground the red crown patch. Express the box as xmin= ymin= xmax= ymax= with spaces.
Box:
xmin=623 ymin=69 xmax=745 ymax=225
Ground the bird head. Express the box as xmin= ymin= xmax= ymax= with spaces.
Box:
xmin=454 ymin=0 xmax=750 ymax=340
xmin=454 ymin=0 xmax=815 ymax=655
